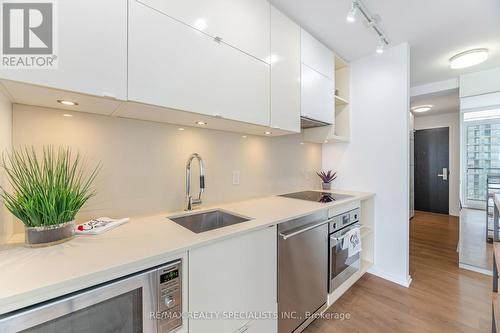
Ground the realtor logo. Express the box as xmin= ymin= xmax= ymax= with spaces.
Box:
xmin=1 ymin=0 xmax=57 ymax=68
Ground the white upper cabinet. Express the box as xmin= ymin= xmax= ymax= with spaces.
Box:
xmin=270 ymin=6 xmax=301 ymax=133
xmin=136 ymin=0 xmax=270 ymax=63
xmin=189 ymin=226 xmax=277 ymax=333
xmin=128 ymin=0 xmax=270 ymax=126
xmin=301 ymin=64 xmax=334 ymax=124
xmin=0 ymin=0 xmax=127 ymax=100
xmin=301 ymin=29 xmax=334 ymax=79
xmin=300 ymin=28 xmax=335 ymax=125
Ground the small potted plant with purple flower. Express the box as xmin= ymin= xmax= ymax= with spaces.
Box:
xmin=317 ymin=170 xmax=337 ymax=191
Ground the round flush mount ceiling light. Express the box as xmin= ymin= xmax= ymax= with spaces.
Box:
xmin=411 ymin=105 xmax=433 ymax=113
xmin=449 ymin=48 xmax=489 ymax=69
xmin=57 ymin=99 xmax=78 ymax=106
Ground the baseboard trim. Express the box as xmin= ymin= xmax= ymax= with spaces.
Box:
xmin=459 ymin=262 xmax=492 ymax=276
xmin=368 ymin=268 xmax=413 ymax=288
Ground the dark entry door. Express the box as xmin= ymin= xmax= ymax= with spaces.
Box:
xmin=414 ymin=127 xmax=450 ymax=214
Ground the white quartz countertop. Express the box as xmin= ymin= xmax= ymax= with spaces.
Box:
xmin=0 ymin=189 xmax=374 ymax=316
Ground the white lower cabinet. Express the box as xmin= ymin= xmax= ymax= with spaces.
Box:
xmin=301 ymin=65 xmax=334 ymax=124
xmin=128 ymin=0 xmax=270 ymax=127
xmin=188 ymin=226 xmax=277 ymax=333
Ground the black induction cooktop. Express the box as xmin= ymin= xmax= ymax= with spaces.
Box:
xmin=279 ymin=191 xmax=354 ymax=203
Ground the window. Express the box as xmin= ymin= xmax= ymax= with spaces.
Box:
xmin=464 ymin=115 xmax=500 ymax=208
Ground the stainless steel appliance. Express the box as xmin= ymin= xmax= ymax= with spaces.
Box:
xmin=278 ymin=211 xmax=330 ymax=333
xmin=0 ymin=260 xmax=183 ymax=333
xmin=279 ymin=191 xmax=354 ymax=203
xmin=329 ymin=208 xmax=361 ymax=292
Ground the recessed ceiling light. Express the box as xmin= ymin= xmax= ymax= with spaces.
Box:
xmin=300 ymin=142 xmax=304 ymax=145
xmin=57 ymin=99 xmax=78 ymax=106
xmin=63 ymin=114 xmax=73 ymax=117
xmin=178 ymin=128 xmax=185 ymax=131
xmin=196 ymin=121 xmax=207 ymax=125
xmin=242 ymin=135 xmax=247 ymax=138
xmin=324 ymin=140 xmax=329 ymax=143
xmin=411 ymin=105 xmax=433 ymax=113
xmin=449 ymin=48 xmax=489 ymax=69
xmin=264 ymin=131 xmax=272 ymax=135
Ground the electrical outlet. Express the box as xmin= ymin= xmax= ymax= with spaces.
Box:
xmin=232 ymin=171 xmax=240 ymax=185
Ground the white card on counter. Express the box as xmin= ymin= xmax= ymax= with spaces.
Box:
xmin=76 ymin=217 xmax=129 ymax=235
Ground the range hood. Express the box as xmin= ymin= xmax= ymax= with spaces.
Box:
xmin=300 ymin=116 xmax=331 ymax=129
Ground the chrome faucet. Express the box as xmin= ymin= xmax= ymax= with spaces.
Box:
xmin=185 ymin=153 xmax=205 ymax=211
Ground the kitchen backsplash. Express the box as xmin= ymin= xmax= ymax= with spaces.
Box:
xmin=10 ymin=104 xmax=321 ymax=233
xmin=0 ymin=90 xmax=12 ymax=242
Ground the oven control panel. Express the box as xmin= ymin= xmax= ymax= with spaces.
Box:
xmin=157 ymin=261 xmax=182 ymax=333
xmin=329 ymin=208 xmax=360 ymax=233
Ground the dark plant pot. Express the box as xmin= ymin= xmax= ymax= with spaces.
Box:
xmin=24 ymin=221 xmax=75 ymax=248
xmin=322 ymin=182 xmax=332 ymax=191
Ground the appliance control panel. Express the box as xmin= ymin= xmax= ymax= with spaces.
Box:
xmin=329 ymin=208 xmax=360 ymax=233
xmin=157 ymin=261 xmax=182 ymax=333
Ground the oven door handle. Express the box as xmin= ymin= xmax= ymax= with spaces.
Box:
xmin=279 ymin=218 xmax=334 ymax=240
xmin=330 ymin=223 xmax=362 ymax=242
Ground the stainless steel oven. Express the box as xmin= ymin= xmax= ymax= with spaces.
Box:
xmin=0 ymin=260 xmax=183 ymax=333
xmin=329 ymin=208 xmax=361 ymax=293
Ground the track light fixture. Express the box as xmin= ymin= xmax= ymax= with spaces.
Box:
xmin=346 ymin=0 xmax=390 ymax=54
xmin=376 ymin=39 xmax=385 ymax=54
xmin=346 ymin=1 xmax=358 ymax=23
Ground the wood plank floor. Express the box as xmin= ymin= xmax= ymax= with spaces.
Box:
xmin=304 ymin=211 xmax=491 ymax=333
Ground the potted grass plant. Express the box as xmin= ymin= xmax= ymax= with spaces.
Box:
xmin=0 ymin=147 xmax=99 ymax=247
xmin=317 ymin=170 xmax=337 ymax=191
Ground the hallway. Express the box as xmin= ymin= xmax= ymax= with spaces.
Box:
xmin=304 ymin=211 xmax=491 ymax=332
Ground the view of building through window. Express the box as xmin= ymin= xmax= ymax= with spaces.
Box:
xmin=464 ymin=109 xmax=500 ymax=209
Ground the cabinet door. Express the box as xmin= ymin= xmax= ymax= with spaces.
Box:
xmin=128 ymin=1 xmax=270 ymax=126
xmin=137 ymin=0 xmax=270 ymax=62
xmin=0 ymin=0 xmax=127 ymax=100
xmin=301 ymin=65 xmax=334 ymax=124
xmin=301 ymin=29 xmax=334 ymax=79
xmin=270 ymin=6 xmax=301 ymax=133
xmin=189 ymin=226 xmax=277 ymax=333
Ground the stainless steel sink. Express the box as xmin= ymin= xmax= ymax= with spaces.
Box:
xmin=168 ymin=209 xmax=252 ymax=233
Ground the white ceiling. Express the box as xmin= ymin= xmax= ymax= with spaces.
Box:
xmin=270 ymin=0 xmax=500 ymax=87
xmin=410 ymin=89 xmax=459 ymax=117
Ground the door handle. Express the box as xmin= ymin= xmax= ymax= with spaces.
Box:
xmin=279 ymin=218 xmax=334 ymax=240
xmin=437 ymin=168 xmax=448 ymax=181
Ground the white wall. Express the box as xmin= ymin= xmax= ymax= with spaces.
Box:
xmin=323 ymin=43 xmax=411 ymax=287
xmin=11 ymin=104 xmax=322 ymax=233
xmin=414 ymin=112 xmax=460 ymax=216
xmin=460 ymin=67 xmax=500 ymax=98
xmin=0 ymin=88 xmax=12 ymax=243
